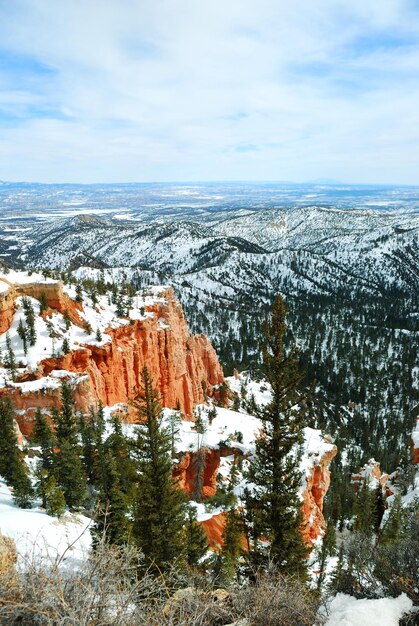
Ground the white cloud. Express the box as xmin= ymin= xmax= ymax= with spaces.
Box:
xmin=0 ymin=0 xmax=418 ymax=182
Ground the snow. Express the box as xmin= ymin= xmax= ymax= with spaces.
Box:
xmin=10 ymin=371 xmax=88 ymax=394
xmin=0 ymin=269 xmax=58 ymax=286
xmin=324 ymin=593 xmax=413 ymax=626
xmin=0 ymin=271 xmax=170 ymax=389
xmin=0 ymin=479 xmax=91 ymax=568
xmin=412 ymin=418 xmax=419 ymax=449
xmin=168 ymin=405 xmax=262 ymax=456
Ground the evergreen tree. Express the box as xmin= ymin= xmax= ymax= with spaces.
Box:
xmin=380 ymin=493 xmax=404 ymax=544
xmin=133 ymin=366 xmax=187 ymax=569
xmin=32 ymin=409 xmax=55 ymax=508
xmin=353 ymin=481 xmax=375 ymax=536
xmin=75 ymin=283 xmax=83 ymax=303
xmin=184 ymin=506 xmax=208 ymax=568
xmin=167 ymin=406 xmax=181 ymax=458
xmin=245 ymin=296 xmax=308 ymax=577
xmin=0 ymin=397 xmax=33 ymax=508
xmin=316 ymin=522 xmax=336 ymax=591
xmin=103 ymin=413 xmax=137 ymax=502
xmin=22 ymin=297 xmax=37 ymax=346
xmin=39 ymin=291 xmax=48 ymax=314
xmin=92 ymin=451 xmax=131 ymax=546
xmin=17 ymin=319 xmax=28 ymax=356
xmin=52 ymin=383 xmax=87 ymax=510
xmin=43 ymin=473 xmax=66 ymax=517
xmin=219 ymin=507 xmax=244 ymax=583
xmin=62 ymin=337 xmax=70 ymax=354
xmin=4 ymin=333 xmax=17 ymax=381
xmin=63 ymin=309 xmax=72 ymax=330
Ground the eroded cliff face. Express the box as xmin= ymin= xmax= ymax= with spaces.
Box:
xmin=176 ymin=442 xmax=337 ymax=549
xmin=38 ymin=291 xmax=223 ymax=417
xmin=0 ymin=277 xmax=223 ymax=435
xmin=301 ymin=445 xmax=337 ymax=544
xmin=174 ymin=448 xmax=221 ymax=499
xmin=0 ymin=276 xmax=83 ymax=333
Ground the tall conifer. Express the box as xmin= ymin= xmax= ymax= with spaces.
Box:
xmin=133 ymin=366 xmax=186 ymax=569
xmin=246 ymin=296 xmax=308 ymax=577
xmin=52 ymin=382 xmax=87 ymax=510
xmin=0 ymin=397 xmax=33 ymax=508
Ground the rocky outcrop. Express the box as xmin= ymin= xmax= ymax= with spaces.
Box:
xmin=351 ymin=458 xmax=394 ymax=498
xmin=0 ymin=275 xmax=83 ymax=334
xmin=0 ymin=281 xmax=15 ymax=334
xmin=179 ymin=442 xmax=337 ymax=550
xmin=2 ymin=285 xmax=223 ymax=434
xmin=174 ymin=448 xmax=221 ymax=499
xmin=301 ymin=445 xmax=337 ymax=544
xmin=201 ymin=512 xmax=227 ymax=549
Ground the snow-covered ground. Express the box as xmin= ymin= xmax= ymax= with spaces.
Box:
xmin=0 ymin=479 xmax=91 ymax=568
xmin=0 ymin=271 xmax=168 ymax=389
xmin=322 ymin=593 xmax=413 ymax=626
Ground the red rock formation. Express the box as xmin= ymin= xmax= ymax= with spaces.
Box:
xmin=0 ymin=282 xmax=15 ymax=334
xmin=351 ymin=459 xmax=393 ymax=498
xmin=301 ymin=444 xmax=337 ymax=544
xmin=174 ymin=448 xmax=221 ymax=499
xmin=0 ymin=277 xmax=83 ymax=334
xmin=178 ymin=443 xmax=337 ymax=549
xmin=201 ymin=513 xmax=226 ymax=550
xmin=2 ymin=286 xmax=223 ymax=434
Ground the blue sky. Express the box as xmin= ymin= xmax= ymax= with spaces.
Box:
xmin=0 ymin=0 xmax=419 ymax=183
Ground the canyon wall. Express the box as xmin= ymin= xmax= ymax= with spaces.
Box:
xmin=176 ymin=443 xmax=337 ymax=549
xmin=1 ymin=279 xmax=223 ymax=434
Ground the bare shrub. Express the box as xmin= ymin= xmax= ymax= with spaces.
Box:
xmin=232 ymin=571 xmax=321 ymax=626
xmin=0 ymin=542 xmax=322 ymax=626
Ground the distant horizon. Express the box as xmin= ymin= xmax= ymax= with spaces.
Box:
xmin=2 ymin=179 xmax=419 ymax=188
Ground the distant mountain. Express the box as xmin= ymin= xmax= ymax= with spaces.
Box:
xmin=0 ymin=193 xmax=417 ymax=489
xmin=7 ymin=206 xmax=417 ymax=298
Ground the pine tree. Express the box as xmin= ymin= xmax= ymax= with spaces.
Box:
xmin=4 ymin=333 xmax=17 ymax=381
xmin=167 ymin=407 xmax=181 ymax=458
xmin=91 ymin=452 xmax=131 ymax=546
xmin=33 ymin=408 xmax=54 ymax=470
xmin=184 ymin=506 xmax=208 ymax=567
xmin=39 ymin=291 xmax=48 ymax=314
xmin=316 ymin=522 xmax=336 ymax=591
xmin=63 ymin=309 xmax=72 ymax=330
xmin=44 ymin=473 xmax=66 ymax=517
xmin=0 ymin=397 xmax=33 ymax=508
xmin=75 ymin=283 xmax=83 ymax=303
xmin=22 ymin=297 xmax=37 ymax=346
xmin=52 ymin=383 xmax=87 ymax=510
xmin=17 ymin=319 xmax=28 ymax=356
xmin=380 ymin=493 xmax=404 ymax=544
xmin=219 ymin=507 xmax=244 ymax=584
xmin=103 ymin=414 xmax=137 ymax=502
xmin=62 ymin=337 xmax=70 ymax=354
xmin=245 ymin=296 xmax=308 ymax=578
xmin=133 ymin=366 xmax=187 ymax=569
xmin=353 ymin=481 xmax=375 ymax=536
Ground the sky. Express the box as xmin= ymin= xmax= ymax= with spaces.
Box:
xmin=0 ymin=0 xmax=419 ymax=184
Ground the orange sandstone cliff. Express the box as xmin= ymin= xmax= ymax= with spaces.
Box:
xmin=175 ymin=441 xmax=337 ymax=549
xmin=0 ymin=278 xmax=223 ymax=435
